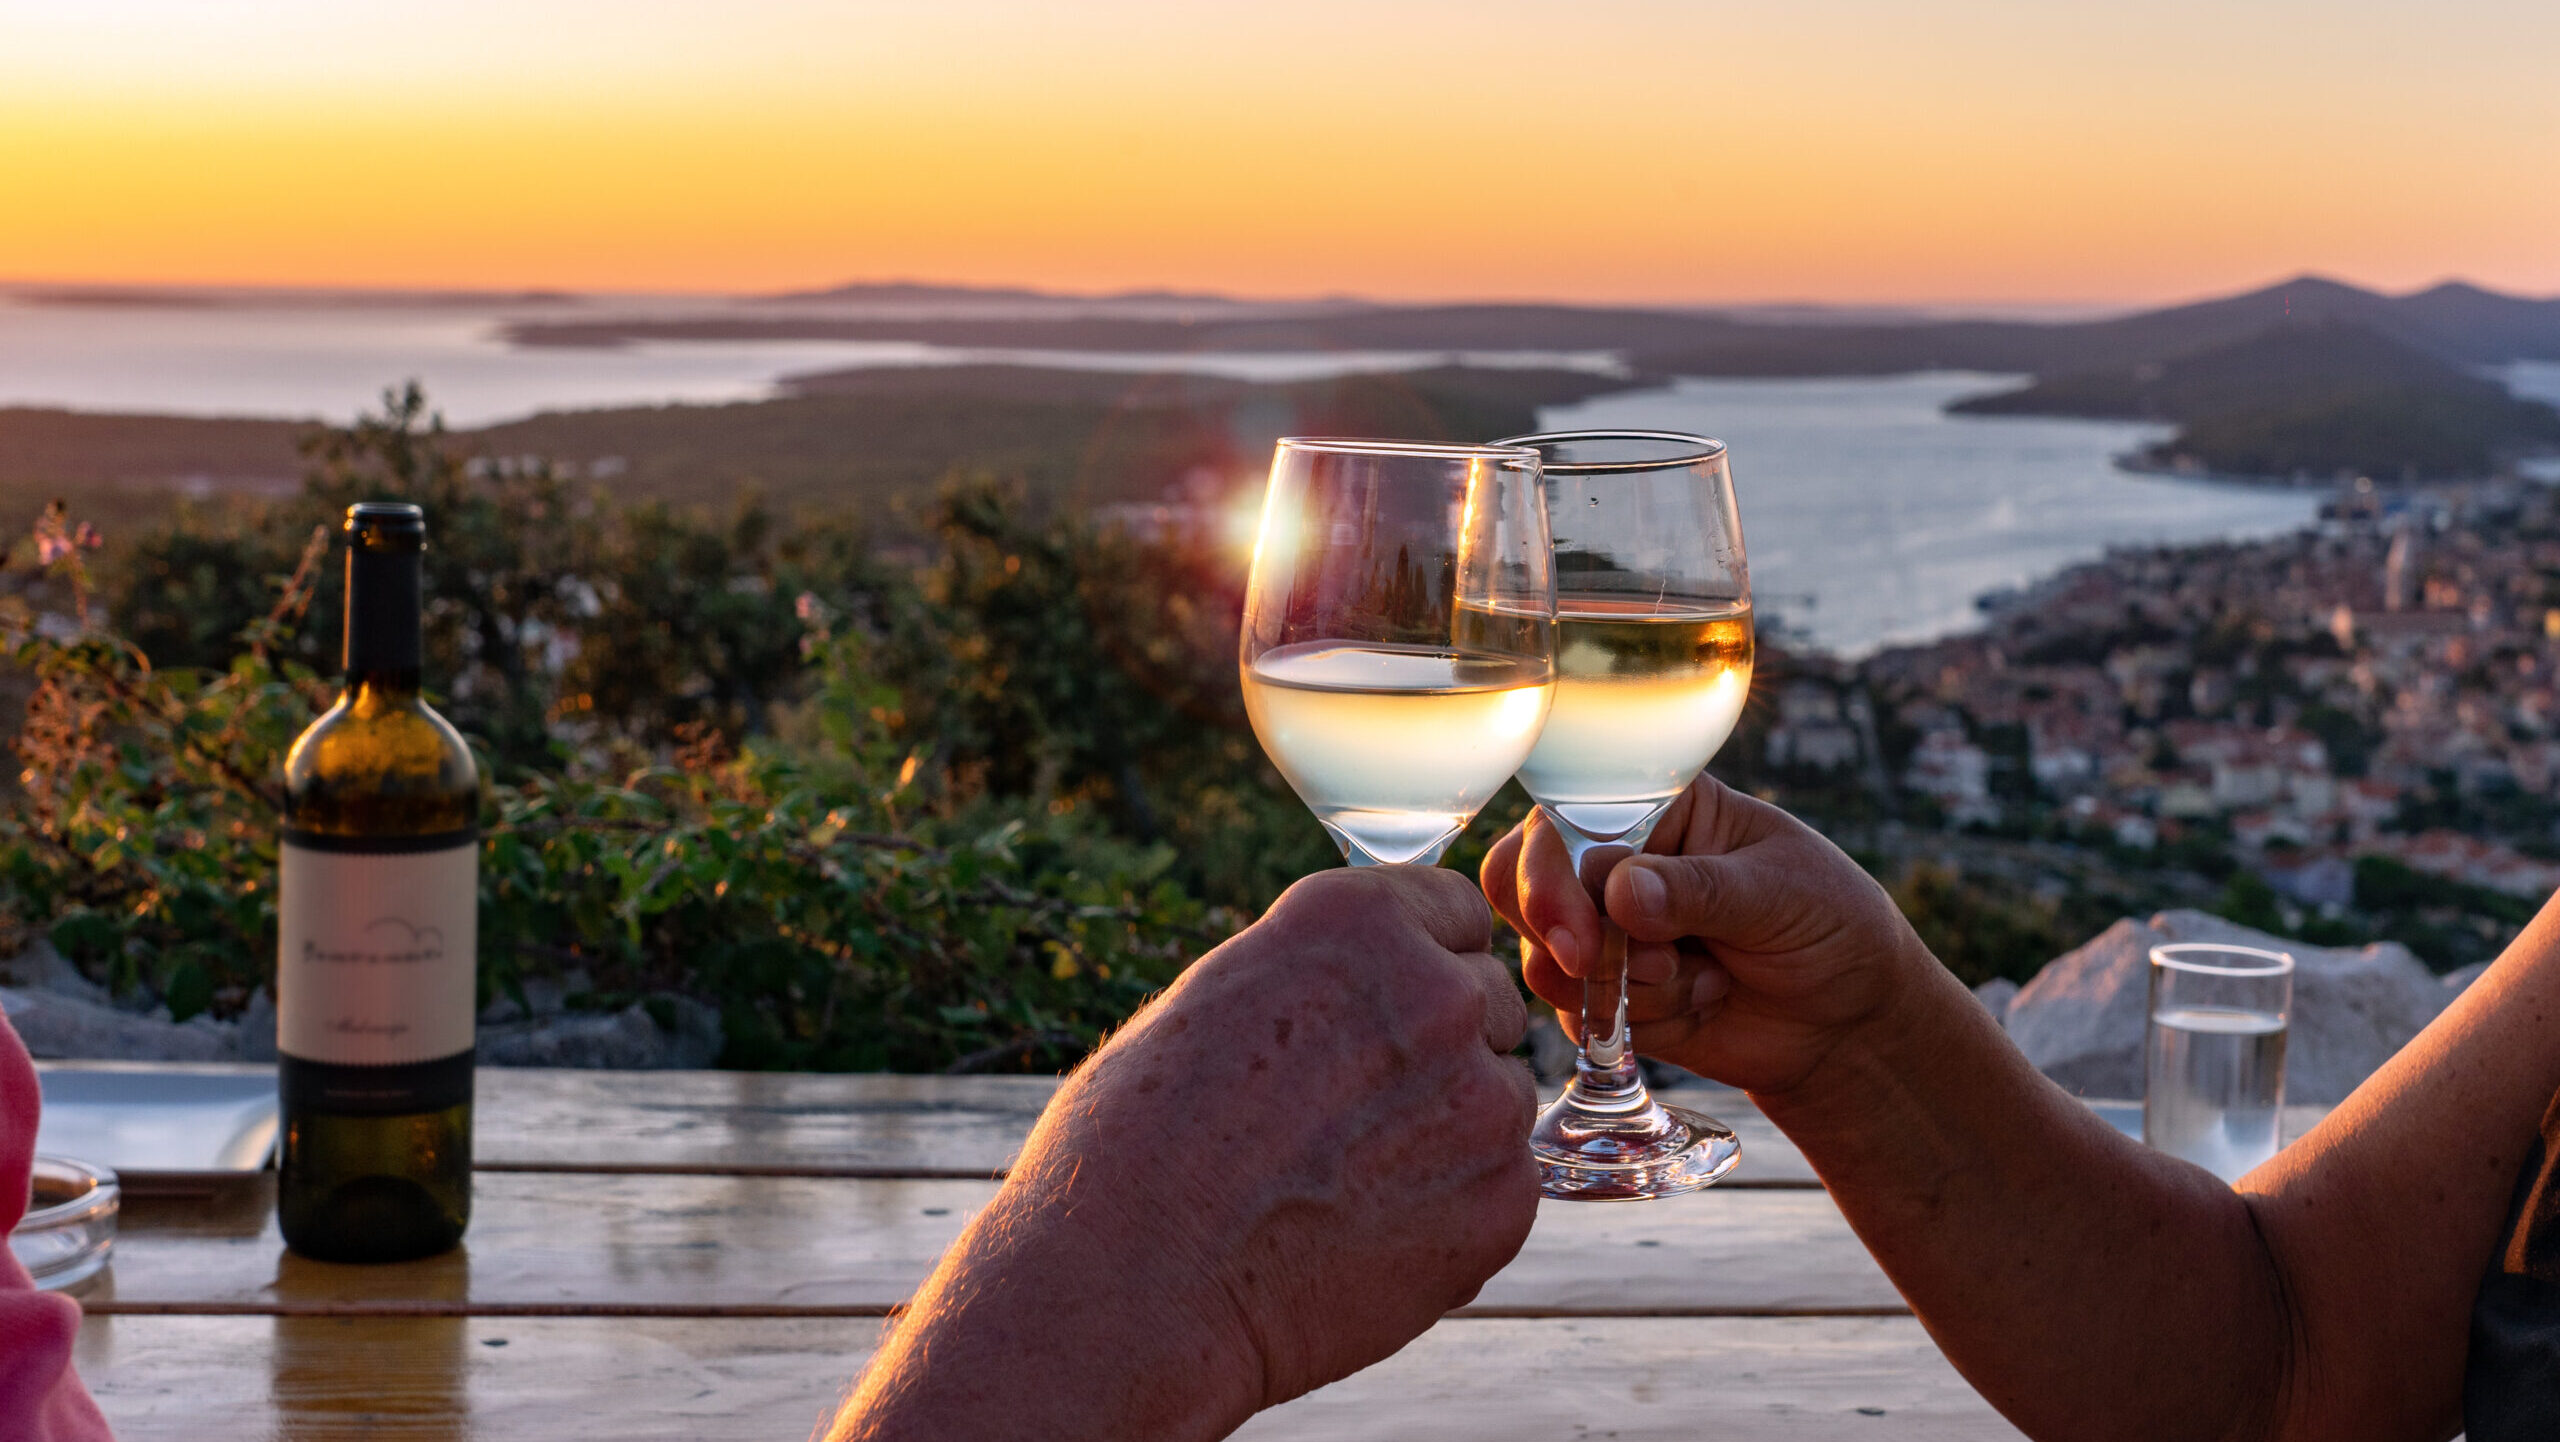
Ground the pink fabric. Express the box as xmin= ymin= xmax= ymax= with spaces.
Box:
xmin=0 ymin=1008 xmax=111 ymax=1441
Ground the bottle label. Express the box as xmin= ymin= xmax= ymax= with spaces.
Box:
xmin=278 ymin=831 xmax=478 ymax=1068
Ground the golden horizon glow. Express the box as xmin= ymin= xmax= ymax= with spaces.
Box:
xmin=2 ymin=0 xmax=2555 ymax=306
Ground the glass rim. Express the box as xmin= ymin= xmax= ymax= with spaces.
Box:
xmin=2149 ymin=943 xmax=2296 ymax=978
xmin=22 ymin=1155 xmax=118 ymax=1229
xmin=1493 ymin=429 xmax=1728 ymax=473
xmin=1275 ymin=436 xmax=1541 ymax=463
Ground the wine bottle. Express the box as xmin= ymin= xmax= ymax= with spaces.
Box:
xmin=276 ymin=502 xmax=479 ymax=1262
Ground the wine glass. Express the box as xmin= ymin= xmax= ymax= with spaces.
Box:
xmin=1504 ymin=430 xmax=1753 ymax=1200
xmin=1240 ymin=438 xmax=1555 ymax=867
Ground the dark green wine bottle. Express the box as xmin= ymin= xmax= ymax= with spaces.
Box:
xmin=276 ymin=502 xmax=478 ymax=1262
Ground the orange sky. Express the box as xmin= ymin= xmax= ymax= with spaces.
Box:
xmin=2 ymin=0 xmax=2555 ymax=305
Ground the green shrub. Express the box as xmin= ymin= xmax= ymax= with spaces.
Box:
xmin=476 ymin=619 xmax=1228 ymax=1072
xmin=0 ymin=394 xmax=1277 ymax=1069
xmin=3 ymin=511 xmax=321 ymax=1018
xmin=111 ymin=385 xmax=883 ymax=774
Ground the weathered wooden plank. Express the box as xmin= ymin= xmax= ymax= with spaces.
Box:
xmin=78 ymin=1313 xmax=2022 ymax=1440
xmin=31 ymin=1064 xmax=1792 ymax=1182
xmin=1472 ymin=1189 xmax=1899 ymax=1316
xmin=1241 ymin=1315 xmax=2025 ymax=1441
xmin=468 ymin=1068 xmax=2327 ymax=1186
xmin=42 ymin=1064 xmax=2329 ymax=1189
xmin=468 ymin=1068 xmax=1828 ymax=1186
xmin=471 ymin=1069 xmax=1062 ymax=1179
xmin=79 ymin=1173 xmax=1903 ymax=1317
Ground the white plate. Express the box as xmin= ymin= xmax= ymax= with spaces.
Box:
xmin=34 ymin=1064 xmax=278 ymax=1188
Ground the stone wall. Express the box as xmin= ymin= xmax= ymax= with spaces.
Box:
xmin=0 ymin=942 xmax=720 ymax=1069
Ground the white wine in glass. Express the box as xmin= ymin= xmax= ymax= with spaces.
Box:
xmin=1516 ymin=599 xmax=1753 ymax=841
xmin=1243 ymin=643 xmax=1553 ymax=866
xmin=1240 ymin=439 xmax=1554 ymax=867
xmin=1505 ymin=430 xmax=1752 ymax=1201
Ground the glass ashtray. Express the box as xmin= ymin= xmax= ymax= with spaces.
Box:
xmin=11 ymin=1156 xmax=118 ymax=1291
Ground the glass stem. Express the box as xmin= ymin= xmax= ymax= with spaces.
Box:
xmin=1574 ymin=918 xmax=1646 ymax=1101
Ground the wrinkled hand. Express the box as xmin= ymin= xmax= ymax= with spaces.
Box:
xmin=838 ymin=865 xmax=1539 ymax=1442
xmin=1482 ymin=774 xmax=1932 ymax=1096
xmin=1067 ymin=865 xmax=1541 ymax=1399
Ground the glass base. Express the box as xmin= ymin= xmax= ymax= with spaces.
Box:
xmin=1531 ymin=1091 xmax=1741 ymax=1201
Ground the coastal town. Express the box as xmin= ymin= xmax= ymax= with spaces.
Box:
xmin=1759 ymin=474 xmax=2560 ymax=968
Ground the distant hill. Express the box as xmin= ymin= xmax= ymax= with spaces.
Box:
xmin=763 ymin=280 xmax=1082 ymax=305
xmin=509 ymin=275 xmax=2560 ymax=375
xmin=2059 ymin=276 xmax=2560 ymax=367
xmin=505 ymin=302 xmax=1718 ymax=355
xmin=1948 ymin=320 xmax=2506 ymax=420
xmin=474 ymin=364 xmax=1625 ymax=516
xmin=0 ymin=408 xmax=306 ymax=492
xmin=775 ymin=359 xmax=1627 ymax=414
xmin=2373 ymin=282 xmax=2560 ymax=365
xmin=761 ymin=280 xmax=1265 ymax=309
xmin=17 ymin=275 xmax=2558 ymax=505
xmin=1950 ymin=321 xmax=2560 ymax=481
xmin=505 ymin=275 xmax=2560 ymax=482
xmin=1633 ymin=276 xmax=2560 ymax=376
xmin=0 ymin=365 xmax=1624 ymax=524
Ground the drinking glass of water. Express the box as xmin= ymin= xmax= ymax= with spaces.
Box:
xmin=2143 ymin=944 xmax=2294 ymax=1183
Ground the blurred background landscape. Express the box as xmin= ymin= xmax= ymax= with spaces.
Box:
xmin=1 ymin=0 xmax=2555 ymax=1070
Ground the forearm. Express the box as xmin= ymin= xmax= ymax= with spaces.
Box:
xmin=830 ymin=1053 xmax=1263 ymax=1442
xmin=832 ymin=1166 xmax=1259 ymax=1442
xmin=2236 ymin=898 xmax=2560 ymax=1442
xmin=842 ymin=864 xmax=1537 ymax=1441
xmin=1753 ymin=948 xmax=2291 ymax=1442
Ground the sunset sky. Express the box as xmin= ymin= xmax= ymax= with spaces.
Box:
xmin=2 ymin=0 xmax=2554 ymax=306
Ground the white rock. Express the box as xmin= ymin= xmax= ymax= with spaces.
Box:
xmin=0 ymin=940 xmax=112 ymax=1007
xmin=1973 ymin=977 xmax=2020 ymax=1024
xmin=478 ymin=971 xmax=596 ymax=1026
xmin=2003 ymin=909 xmax=2450 ymax=1105
xmin=477 ymin=996 xmax=721 ymax=1069
xmin=1 ymin=940 xmax=717 ymax=1070
xmin=0 ymin=987 xmax=241 ymax=1062
xmin=235 ymin=989 xmax=278 ymax=1062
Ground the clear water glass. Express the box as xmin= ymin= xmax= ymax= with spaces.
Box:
xmin=1239 ymin=438 xmax=1555 ymax=867
xmin=10 ymin=1156 xmax=118 ymax=1291
xmin=2143 ymin=943 xmax=2294 ymax=1183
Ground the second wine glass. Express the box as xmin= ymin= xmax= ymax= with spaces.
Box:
xmin=1505 ymin=430 xmax=1754 ymax=1200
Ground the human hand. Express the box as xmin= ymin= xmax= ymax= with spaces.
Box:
xmin=1481 ymin=775 xmax=1936 ymax=1097
xmin=837 ymin=864 xmax=1539 ymax=1442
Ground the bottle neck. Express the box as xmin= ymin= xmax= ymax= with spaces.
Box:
xmin=344 ymin=545 xmax=424 ymax=697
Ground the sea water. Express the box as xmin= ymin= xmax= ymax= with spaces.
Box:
xmin=0 ymin=293 xmax=2330 ymax=656
xmin=1534 ymin=373 xmax=2322 ymax=657
xmin=2143 ymin=1006 xmax=2287 ymax=1183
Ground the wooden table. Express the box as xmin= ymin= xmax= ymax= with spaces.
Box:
xmin=57 ymin=1068 xmax=2310 ymax=1439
